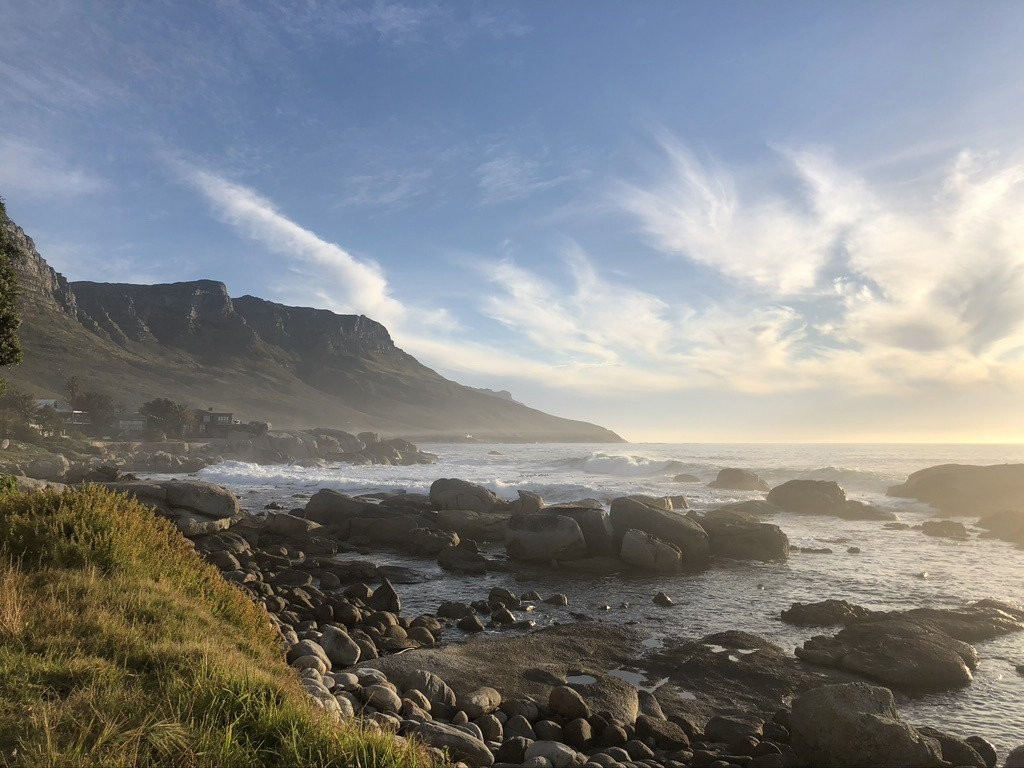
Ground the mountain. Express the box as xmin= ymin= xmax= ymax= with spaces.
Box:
xmin=0 ymin=209 xmax=622 ymax=442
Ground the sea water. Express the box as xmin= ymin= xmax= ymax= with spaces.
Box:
xmin=193 ymin=443 xmax=1024 ymax=750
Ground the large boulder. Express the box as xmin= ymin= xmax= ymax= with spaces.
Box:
xmin=709 ymin=467 xmax=769 ymax=491
xmin=99 ymin=480 xmax=240 ymax=536
xmin=699 ymin=508 xmax=789 ymax=562
xmin=708 ymin=499 xmax=782 ymax=517
xmin=346 ymin=514 xmax=421 ymax=546
xmin=887 ymin=463 xmax=1024 ymax=515
xmin=301 ymin=489 xmax=372 ymax=524
xmin=435 ymin=509 xmax=510 ymax=542
xmin=405 ymin=721 xmax=494 ymax=765
xmin=162 ymin=480 xmax=240 ymax=520
xmin=506 ymin=513 xmax=588 ymax=561
xmin=609 ymin=496 xmax=709 ymax=565
xmin=27 ymin=453 xmax=70 ymax=480
xmin=796 ymin=619 xmax=976 ymax=692
xmin=429 ymin=478 xmax=506 ymax=514
xmin=547 ymin=506 xmax=616 ymax=556
xmin=264 ymin=512 xmax=322 ymax=538
xmin=767 ymin=479 xmax=846 ymax=515
xmin=976 ymin=508 xmax=1024 ymax=547
xmin=619 ymin=528 xmax=682 ymax=573
xmin=782 ymin=599 xmax=873 ymax=626
xmin=790 ymin=682 xmax=943 ymax=767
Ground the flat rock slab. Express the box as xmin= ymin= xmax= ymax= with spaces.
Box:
xmin=646 ymin=631 xmax=853 ymax=726
xmin=361 ymin=624 xmax=643 ymax=724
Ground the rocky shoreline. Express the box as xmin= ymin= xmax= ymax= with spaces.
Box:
xmin=0 ymin=429 xmax=438 ymax=482
xmin=27 ymin=464 xmax=1014 ymax=768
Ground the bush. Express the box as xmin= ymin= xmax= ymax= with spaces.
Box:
xmin=0 ymin=485 xmax=434 ymax=767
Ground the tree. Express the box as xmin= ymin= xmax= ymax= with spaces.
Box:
xmin=140 ymin=398 xmax=194 ymax=438
xmin=64 ymin=376 xmax=83 ymax=408
xmin=34 ymin=404 xmax=65 ymax=437
xmin=78 ymin=390 xmax=118 ymax=432
xmin=0 ymin=199 xmax=24 ymax=380
xmin=0 ymin=384 xmax=37 ymax=437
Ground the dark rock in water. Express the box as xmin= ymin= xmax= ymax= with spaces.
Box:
xmin=544 ymin=593 xmax=569 ymax=606
xmin=916 ymin=726 xmax=987 ymax=768
xmin=402 ymin=527 xmax=459 ymax=557
xmin=367 ymin=578 xmax=401 ymax=613
xmin=1009 ymin=746 xmax=1024 ymax=768
xmin=840 ymin=500 xmax=897 ymax=520
xmin=887 ymin=462 xmax=1024 ymax=516
xmin=547 ymin=506 xmax=616 ymax=557
xmin=847 ymin=546 xmax=860 ymax=553
xmin=965 ymin=736 xmax=998 ymax=768
xmin=976 ymin=508 xmax=1024 ymax=547
xmin=782 ymin=599 xmax=873 ymax=627
xmin=505 ymin=512 xmax=589 ymax=561
xmin=920 ymin=519 xmax=970 ymax=540
xmin=647 ymin=631 xmax=838 ymax=724
xmin=457 ymin=614 xmax=485 ymax=633
xmin=795 ymin=618 xmax=975 ymax=692
xmin=437 ymin=540 xmax=490 ymax=574
xmin=653 ymin=592 xmax=674 ymax=607
xmin=435 ymin=509 xmax=510 ymax=543
xmin=699 ymin=507 xmax=789 ymax=562
xmin=708 ymin=499 xmax=783 ymax=518
xmin=610 ymin=496 xmax=710 ymax=565
xmin=767 ymin=479 xmax=846 ymax=515
xmin=884 ymin=521 xmax=912 ymax=530
xmin=620 ymin=528 xmax=683 ymax=573
xmin=709 ymin=467 xmax=770 ymax=492
xmin=799 ymin=546 xmax=832 ymax=554
xmin=301 ymin=488 xmax=371 ymax=524
xmin=1018 ymin=663 xmax=1024 ymax=677
xmin=790 ymin=682 xmax=942 ymax=767
xmin=429 ymin=478 xmax=506 ymax=514
xmin=437 ymin=601 xmax=476 ymax=619
xmin=673 ymin=473 xmax=700 ymax=483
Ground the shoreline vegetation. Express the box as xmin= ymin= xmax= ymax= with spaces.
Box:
xmin=0 ymin=484 xmax=431 ymax=767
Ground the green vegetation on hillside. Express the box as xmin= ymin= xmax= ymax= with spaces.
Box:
xmin=0 ymin=198 xmax=24 ymax=377
xmin=0 ymin=485 xmax=433 ymax=767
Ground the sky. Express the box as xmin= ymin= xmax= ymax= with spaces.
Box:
xmin=3 ymin=1 xmax=1024 ymax=442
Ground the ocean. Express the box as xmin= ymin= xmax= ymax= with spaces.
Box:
xmin=191 ymin=442 xmax=1024 ymax=750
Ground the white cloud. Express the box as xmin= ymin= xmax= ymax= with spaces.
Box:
xmin=175 ymin=144 xmax=1024 ymax=409
xmin=336 ymin=168 xmax=433 ymax=208
xmin=180 ymin=164 xmax=408 ymax=326
xmin=475 ymin=150 xmax=576 ymax=204
xmin=618 ymin=138 xmax=1024 ymax=395
xmin=0 ymin=138 xmax=104 ymax=198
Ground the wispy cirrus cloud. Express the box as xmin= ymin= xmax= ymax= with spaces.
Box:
xmin=336 ymin=168 xmax=434 ymax=208
xmin=475 ymin=147 xmax=579 ymax=204
xmin=0 ymin=137 xmax=105 ymax=198
xmin=179 ymin=163 xmax=407 ymax=325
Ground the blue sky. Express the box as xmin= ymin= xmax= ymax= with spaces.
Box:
xmin=3 ymin=1 xmax=1024 ymax=441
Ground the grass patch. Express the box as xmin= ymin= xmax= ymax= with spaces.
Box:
xmin=0 ymin=485 xmax=435 ymax=767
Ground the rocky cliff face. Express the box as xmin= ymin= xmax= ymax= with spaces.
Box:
xmin=0 ymin=207 xmax=622 ymax=442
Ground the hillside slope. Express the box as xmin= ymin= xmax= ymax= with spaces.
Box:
xmin=0 ymin=484 xmax=430 ymax=766
xmin=1 ymin=209 xmax=622 ymax=442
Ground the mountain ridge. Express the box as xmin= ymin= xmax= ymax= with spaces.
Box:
xmin=1 ymin=208 xmax=623 ymax=442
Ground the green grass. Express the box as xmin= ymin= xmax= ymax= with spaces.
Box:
xmin=0 ymin=485 xmax=436 ymax=767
